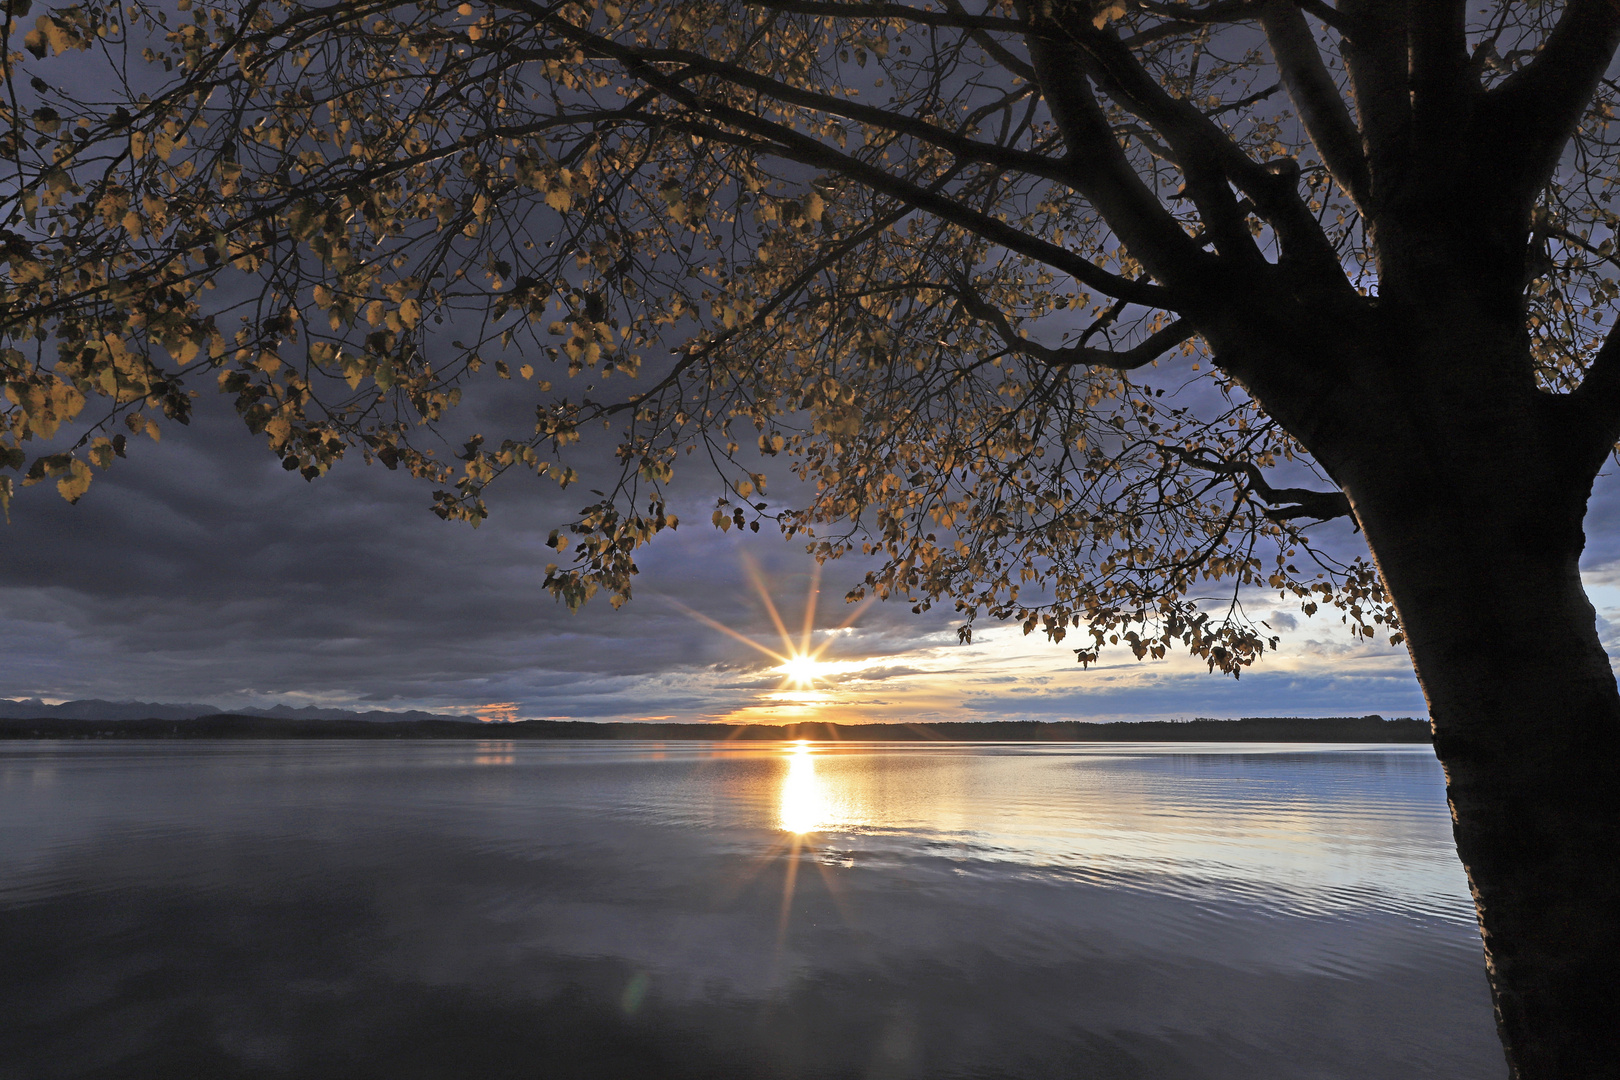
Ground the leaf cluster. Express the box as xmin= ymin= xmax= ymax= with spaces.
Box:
xmin=19 ymin=1 xmax=1610 ymax=669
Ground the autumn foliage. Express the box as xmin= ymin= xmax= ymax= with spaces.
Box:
xmin=0 ymin=0 xmax=1450 ymax=670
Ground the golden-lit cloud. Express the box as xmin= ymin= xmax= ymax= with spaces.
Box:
xmin=673 ymin=568 xmax=1427 ymax=726
xmin=670 ymin=556 xmax=885 ymax=719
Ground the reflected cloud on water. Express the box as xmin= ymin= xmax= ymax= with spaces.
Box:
xmin=0 ymin=739 xmax=1498 ymax=1080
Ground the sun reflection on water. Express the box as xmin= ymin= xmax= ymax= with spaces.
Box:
xmin=779 ymin=741 xmax=825 ymax=833
xmin=473 ymin=740 xmax=515 ymax=765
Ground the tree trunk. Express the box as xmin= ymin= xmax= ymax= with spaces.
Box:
xmin=1379 ymin=529 xmax=1620 ymax=1078
xmin=1318 ymin=334 xmax=1620 ymax=1077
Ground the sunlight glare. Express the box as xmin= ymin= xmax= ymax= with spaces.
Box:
xmin=669 ymin=555 xmax=875 ymax=713
xmin=779 ymin=741 xmax=825 ymax=833
xmin=778 ymin=653 xmax=828 ymax=688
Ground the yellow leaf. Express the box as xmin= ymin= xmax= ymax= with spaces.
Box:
xmin=41 ymin=15 xmax=82 ymax=54
xmin=56 ymin=459 xmax=91 ymax=503
xmin=265 ymin=413 xmax=292 ymax=448
xmin=545 ymin=188 xmax=571 ymax=212
xmin=153 ymin=130 xmax=180 ymax=161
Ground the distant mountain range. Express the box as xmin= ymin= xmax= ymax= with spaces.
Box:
xmin=0 ymin=698 xmax=480 ymax=724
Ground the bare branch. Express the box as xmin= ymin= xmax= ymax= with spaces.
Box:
xmin=1260 ymin=0 xmax=1369 ymax=208
xmin=1020 ymin=25 xmax=1217 ymax=290
xmin=943 ymin=0 xmax=1036 ymax=81
xmin=1053 ymin=13 xmax=1348 ymax=284
xmin=1337 ymin=1 xmax=1410 ymax=203
xmin=1135 ymin=1 xmax=1261 ymax=24
xmin=1479 ymin=0 xmax=1620 ymax=210
xmin=1294 ymin=0 xmax=1355 ymax=35
xmin=1174 ymin=449 xmax=1353 ymax=522
xmin=735 ymin=0 xmax=1034 ymax=36
xmin=954 ymin=282 xmax=1195 ymax=370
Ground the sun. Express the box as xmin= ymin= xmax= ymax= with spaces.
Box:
xmin=668 ymin=557 xmax=873 ymax=703
xmin=778 ymin=653 xmax=829 ymax=689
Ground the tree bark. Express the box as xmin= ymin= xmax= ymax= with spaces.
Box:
xmin=1287 ymin=314 xmax=1620 ymax=1078
xmin=1373 ymin=510 xmax=1620 ymax=1078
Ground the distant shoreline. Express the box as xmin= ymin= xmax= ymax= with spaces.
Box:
xmin=0 ymin=714 xmax=1431 ymax=742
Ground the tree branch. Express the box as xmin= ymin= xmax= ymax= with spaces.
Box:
xmin=1259 ymin=0 xmax=1369 ymax=208
xmin=1337 ymin=0 xmax=1409 ymax=205
xmin=1174 ymin=449 xmax=1353 ymax=522
xmin=503 ymin=1 xmax=1174 ymax=307
xmin=942 ymin=0 xmax=1036 ymax=82
xmin=1570 ymin=320 xmax=1620 ymax=467
xmin=529 ymin=41 xmax=1074 ymax=187
xmin=1061 ymin=12 xmax=1350 ymax=284
xmin=735 ymin=0 xmax=1034 ymax=36
xmin=1019 ymin=22 xmax=1218 ymax=291
xmin=1408 ymin=0 xmax=1472 ymax=158
xmin=1135 ymin=1 xmax=1261 ymax=24
xmin=1048 ymin=13 xmax=1260 ymax=267
xmin=1294 ymin=0 xmax=1355 ymax=35
xmin=954 ymin=281 xmax=1195 ymax=370
xmin=1478 ymin=0 xmax=1620 ymax=209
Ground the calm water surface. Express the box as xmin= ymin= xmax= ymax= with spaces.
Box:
xmin=0 ymin=740 xmax=1501 ymax=1079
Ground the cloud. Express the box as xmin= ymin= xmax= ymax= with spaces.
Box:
xmin=0 ymin=397 xmax=949 ymax=718
xmin=6 ymin=388 xmax=1619 ymax=722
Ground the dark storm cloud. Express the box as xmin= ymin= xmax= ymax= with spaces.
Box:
xmin=0 ymin=392 xmax=946 ymax=716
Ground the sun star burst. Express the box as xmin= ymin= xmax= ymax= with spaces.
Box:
xmin=669 ymin=558 xmax=873 ymax=705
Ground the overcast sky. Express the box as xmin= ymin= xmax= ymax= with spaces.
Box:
xmin=10 ymin=372 xmax=1616 ymax=726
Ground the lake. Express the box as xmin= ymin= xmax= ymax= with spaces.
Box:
xmin=0 ymin=740 xmax=1502 ymax=1079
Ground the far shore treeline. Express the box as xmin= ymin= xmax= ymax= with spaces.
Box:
xmin=0 ymin=715 xmax=1430 ymax=742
